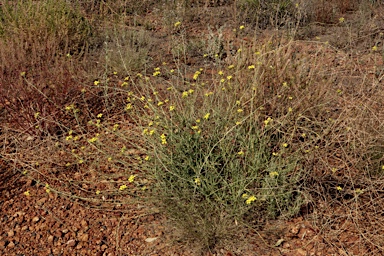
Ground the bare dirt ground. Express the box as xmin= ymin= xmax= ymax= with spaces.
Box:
xmin=0 ymin=160 xmax=330 ymax=256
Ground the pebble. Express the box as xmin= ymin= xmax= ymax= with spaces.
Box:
xmin=81 ymin=220 xmax=88 ymax=227
xmin=66 ymin=239 xmax=76 ymax=247
xmin=0 ymin=240 xmax=5 ymax=250
xmin=79 ymin=233 xmax=89 ymax=242
xmin=48 ymin=235 xmax=54 ymax=243
xmin=8 ymin=241 xmax=15 ymax=249
xmin=32 ymin=217 xmax=40 ymax=223
xmin=7 ymin=230 xmax=14 ymax=237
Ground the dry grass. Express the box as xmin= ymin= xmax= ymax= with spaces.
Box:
xmin=1 ymin=0 xmax=384 ymax=254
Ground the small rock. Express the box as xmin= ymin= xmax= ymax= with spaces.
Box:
xmin=0 ymin=240 xmax=6 ymax=250
xmin=21 ymin=226 xmax=28 ymax=231
xmin=13 ymin=211 xmax=25 ymax=218
xmin=53 ymin=248 xmax=61 ymax=255
xmin=145 ymin=237 xmax=158 ymax=243
xmin=48 ymin=235 xmax=54 ymax=243
xmin=62 ymin=229 xmax=69 ymax=234
xmin=81 ymin=220 xmax=88 ymax=227
xmin=290 ymin=226 xmax=300 ymax=235
xmin=79 ymin=233 xmax=89 ymax=242
xmin=7 ymin=230 xmax=14 ymax=237
xmin=7 ymin=241 xmax=15 ymax=249
xmin=32 ymin=217 xmax=40 ymax=223
xmin=66 ymin=239 xmax=76 ymax=247
xmin=37 ymin=198 xmax=47 ymax=206
xmin=297 ymin=248 xmax=307 ymax=256
xmin=283 ymin=242 xmax=291 ymax=249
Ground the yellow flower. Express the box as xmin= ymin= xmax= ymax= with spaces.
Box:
xmin=218 ymin=70 xmax=224 ymax=75
xmin=282 ymin=143 xmax=288 ymax=148
xmin=113 ymin=124 xmax=119 ymax=131
xmin=144 ymin=156 xmax=150 ymax=161
xmin=246 ymin=195 xmax=256 ymax=205
xmin=24 ymin=190 xmax=31 ymax=196
xmin=119 ymin=184 xmax=128 ymax=191
xmin=65 ymin=105 xmax=74 ymax=111
xmin=272 ymin=152 xmax=279 ymax=156
xmin=220 ymin=78 xmax=225 ymax=83
xmin=174 ymin=21 xmax=181 ymax=27
xmin=94 ymin=80 xmax=100 ymax=86
xmin=336 ymin=186 xmax=343 ymax=191
xmin=188 ymin=89 xmax=194 ymax=94
xmin=182 ymin=91 xmax=189 ymax=98
xmin=160 ymin=134 xmax=167 ymax=144
xmin=169 ymin=105 xmax=175 ymax=111
xmin=96 ymin=190 xmax=101 ymax=195
xmin=355 ymin=188 xmax=364 ymax=194
xmin=125 ymin=103 xmax=132 ymax=111
xmin=235 ymin=121 xmax=242 ymax=125
xmin=288 ymin=107 xmax=293 ymax=112
xmin=242 ymin=193 xmax=249 ymax=199
xmin=193 ymin=71 xmax=201 ymax=80
xmin=128 ymin=175 xmax=136 ymax=183
xmin=227 ymin=76 xmax=232 ymax=80
xmin=239 ymin=25 xmax=245 ymax=30
xmin=157 ymin=101 xmax=164 ymax=106
xmin=97 ymin=113 xmax=103 ymax=118
xmin=237 ymin=151 xmax=244 ymax=155
xmin=237 ymin=108 xmax=243 ymax=113
xmin=372 ymin=45 xmax=378 ymax=51
xmin=248 ymin=65 xmax=255 ymax=70
xmin=203 ymin=113 xmax=210 ymax=120
xmin=88 ymin=137 xmax=98 ymax=143
xmin=228 ymin=64 xmax=235 ymax=69
xmin=264 ymin=117 xmax=273 ymax=126
xmin=153 ymin=71 xmax=161 ymax=76
xmin=194 ymin=177 xmax=201 ymax=186
xmin=339 ymin=17 xmax=345 ymax=23
xmin=191 ymin=126 xmax=199 ymax=130
xmin=269 ymin=171 xmax=279 ymax=178
xmin=108 ymin=157 xmax=112 ymax=162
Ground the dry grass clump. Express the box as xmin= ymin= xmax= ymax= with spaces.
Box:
xmin=1 ymin=0 xmax=384 ymax=255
